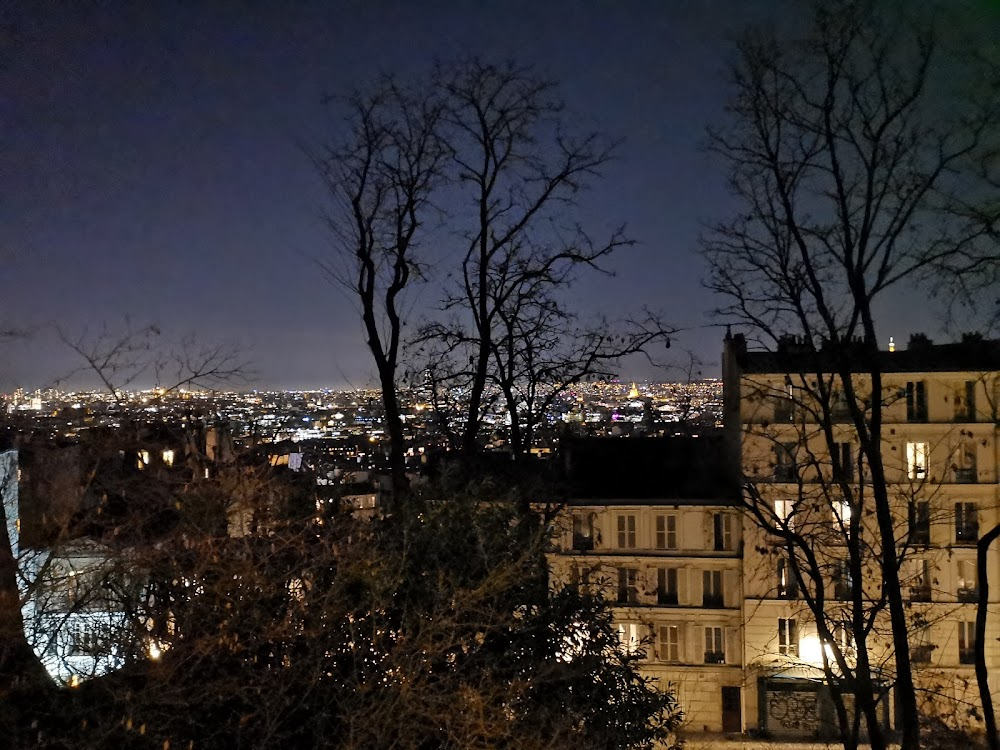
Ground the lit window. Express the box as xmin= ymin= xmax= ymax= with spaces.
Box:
xmin=957 ymin=559 xmax=978 ymax=602
xmin=833 ymin=499 xmax=852 ymax=524
xmin=774 ymin=499 xmax=795 ymax=530
xmin=162 ymin=449 xmax=175 ymax=467
xmin=618 ymin=622 xmax=643 ymax=655
xmin=906 ymin=442 xmax=928 ymax=480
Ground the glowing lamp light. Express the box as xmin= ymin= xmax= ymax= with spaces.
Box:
xmin=799 ymin=634 xmax=823 ymax=665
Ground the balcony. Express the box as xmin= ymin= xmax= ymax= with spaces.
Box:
xmin=834 ymin=582 xmax=854 ymax=601
xmin=572 ymin=533 xmax=594 ymax=552
xmin=703 ymin=593 xmax=725 ymax=608
xmin=774 ymin=465 xmax=796 ymax=483
xmin=953 ymin=467 xmax=977 ymax=484
xmin=704 ymin=651 xmax=726 ymax=664
xmin=908 ymin=585 xmax=932 ymax=602
xmin=956 ymin=525 xmax=979 ymax=545
xmin=958 ymin=587 xmax=979 ymax=603
xmin=657 ymin=591 xmax=679 ymax=606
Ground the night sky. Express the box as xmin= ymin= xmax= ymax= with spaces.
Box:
xmin=1 ymin=0 xmax=961 ymax=391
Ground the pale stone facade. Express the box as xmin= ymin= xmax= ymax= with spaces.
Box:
xmin=548 ymin=335 xmax=1000 ymax=740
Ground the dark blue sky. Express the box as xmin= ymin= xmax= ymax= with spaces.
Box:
xmin=3 ymin=0 xmax=956 ymax=390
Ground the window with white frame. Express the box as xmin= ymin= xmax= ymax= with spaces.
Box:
xmin=658 ymin=624 xmax=680 ymax=663
xmin=906 ymin=442 xmax=928 ymax=480
xmin=778 ymin=618 xmax=798 ymax=656
xmin=617 ymin=514 xmax=637 ymax=549
xmin=655 ymin=514 xmax=678 ymax=550
xmin=618 ymin=622 xmax=644 ymax=655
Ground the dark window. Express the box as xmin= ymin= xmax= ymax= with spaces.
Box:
xmin=956 ymin=503 xmax=979 ymax=544
xmin=703 ymin=570 xmax=724 ymax=608
xmin=774 ymin=443 xmax=797 ymax=482
xmin=617 ymin=568 xmax=638 ymax=604
xmin=959 ymin=621 xmax=976 ymax=664
xmin=833 ymin=561 xmax=853 ymax=600
xmin=777 ymin=557 xmax=798 ymax=599
xmin=908 ymin=501 xmax=930 ymax=546
xmin=908 ymin=559 xmax=932 ymax=602
xmin=906 ymin=381 xmax=928 ymax=422
xmin=657 ymin=568 xmax=678 ymax=605
xmin=713 ymin=513 xmax=733 ymax=551
xmin=832 ymin=442 xmax=853 ymax=482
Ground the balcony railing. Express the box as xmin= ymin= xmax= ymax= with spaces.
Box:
xmin=572 ymin=534 xmax=594 ymax=551
xmin=657 ymin=591 xmax=679 ymax=606
xmin=960 ymin=648 xmax=976 ymax=665
xmin=953 ymin=467 xmax=977 ymax=484
xmin=911 ymin=644 xmax=933 ymax=663
xmin=908 ymin=585 xmax=932 ymax=602
xmin=958 ymin=587 xmax=979 ymax=603
xmin=704 ymin=651 xmax=726 ymax=664
xmin=703 ymin=593 xmax=725 ymax=608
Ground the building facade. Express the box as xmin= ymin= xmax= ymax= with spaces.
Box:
xmin=549 ymin=334 xmax=1000 ymax=739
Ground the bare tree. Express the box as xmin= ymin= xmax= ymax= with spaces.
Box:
xmin=317 ymin=79 xmax=448 ymax=498
xmin=416 ymin=60 xmax=673 ymax=458
xmin=57 ymin=320 xmax=248 ymax=405
xmin=705 ymin=2 xmax=1000 ymax=749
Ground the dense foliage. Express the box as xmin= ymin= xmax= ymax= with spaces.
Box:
xmin=4 ymin=468 xmax=681 ymax=750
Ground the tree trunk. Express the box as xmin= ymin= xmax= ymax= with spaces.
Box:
xmin=977 ymin=523 xmax=1000 ymax=750
xmin=0 ymin=500 xmax=51 ymax=696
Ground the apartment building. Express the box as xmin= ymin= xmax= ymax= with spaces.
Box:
xmin=724 ymin=331 xmax=1000 ymax=737
xmin=551 ymin=437 xmax=744 ymax=732
xmin=549 ymin=335 xmax=1000 ymax=739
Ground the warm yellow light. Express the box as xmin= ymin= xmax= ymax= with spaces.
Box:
xmin=799 ymin=634 xmax=822 ymax=665
xmin=162 ymin=449 xmax=175 ymax=467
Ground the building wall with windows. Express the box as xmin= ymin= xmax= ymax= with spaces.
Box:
xmin=550 ymin=494 xmax=745 ymax=733
xmin=725 ymin=332 xmax=1000 ymax=734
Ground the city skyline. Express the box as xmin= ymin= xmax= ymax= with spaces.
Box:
xmin=3 ymin=1 xmax=978 ymax=391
